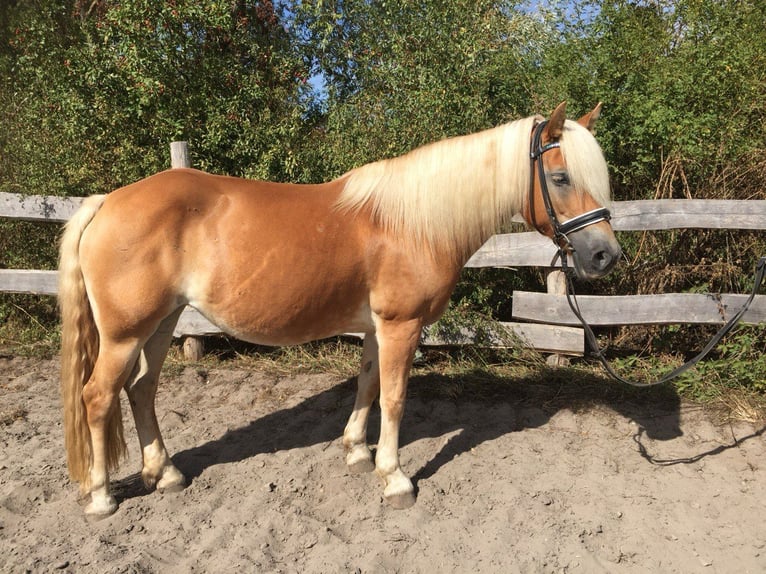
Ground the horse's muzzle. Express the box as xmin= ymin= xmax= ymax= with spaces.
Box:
xmin=566 ymin=227 xmax=622 ymax=280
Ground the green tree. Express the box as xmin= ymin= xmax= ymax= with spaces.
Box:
xmin=0 ymin=0 xmax=310 ymax=338
xmin=0 ymin=0 xmax=309 ymax=197
xmin=543 ymin=0 xmax=766 ymax=201
xmin=294 ymin=0 xmax=548 ymax=176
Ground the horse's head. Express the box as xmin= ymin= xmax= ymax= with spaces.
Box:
xmin=523 ymin=102 xmax=622 ymax=281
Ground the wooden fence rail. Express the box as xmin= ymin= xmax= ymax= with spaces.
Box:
xmin=5 ymin=190 xmax=762 ymax=268
xmin=2 ymin=158 xmax=765 ymax=357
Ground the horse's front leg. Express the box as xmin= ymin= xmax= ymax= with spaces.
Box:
xmin=373 ymin=317 xmax=421 ymax=509
xmin=343 ymin=334 xmax=380 ymax=473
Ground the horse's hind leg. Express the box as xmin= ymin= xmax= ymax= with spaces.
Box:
xmin=82 ymin=339 xmax=141 ymax=516
xmin=125 ymin=309 xmax=185 ymax=493
xmin=343 ymin=334 xmax=380 ymax=473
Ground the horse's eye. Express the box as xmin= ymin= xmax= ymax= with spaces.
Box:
xmin=551 ymin=172 xmax=570 ymax=186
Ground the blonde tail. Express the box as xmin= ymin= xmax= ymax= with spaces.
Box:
xmin=58 ymin=194 xmax=126 ymax=485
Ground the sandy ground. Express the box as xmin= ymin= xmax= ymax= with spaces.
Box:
xmin=1 ymin=352 xmax=765 ymax=574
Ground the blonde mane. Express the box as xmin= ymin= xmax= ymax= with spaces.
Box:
xmin=336 ymin=115 xmax=611 ymax=258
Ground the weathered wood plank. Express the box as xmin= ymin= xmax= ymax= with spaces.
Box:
xmin=423 ymin=322 xmax=583 ymax=355
xmin=174 ymin=307 xmax=220 ymax=337
xmin=611 ymin=199 xmax=766 ymax=231
xmin=3 ymin=191 xmax=765 ymax=234
xmin=0 ymin=192 xmax=83 ymax=223
xmin=174 ymin=307 xmax=584 ymax=355
xmin=512 ymin=291 xmax=766 ymax=326
xmin=466 ymin=232 xmax=559 ymax=268
xmin=0 ymin=269 xmax=58 ymax=295
xmin=170 ymin=141 xmax=191 ymax=169
xmin=471 ymin=199 xmax=766 ymax=268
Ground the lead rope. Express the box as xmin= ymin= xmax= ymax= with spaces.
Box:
xmin=559 ymin=254 xmax=766 ymax=387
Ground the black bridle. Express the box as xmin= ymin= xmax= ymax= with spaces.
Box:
xmin=528 ymin=119 xmax=766 ymax=387
xmin=528 ymin=119 xmax=611 ymax=255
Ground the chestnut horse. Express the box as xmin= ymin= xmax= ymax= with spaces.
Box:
xmin=59 ymin=103 xmax=620 ymax=516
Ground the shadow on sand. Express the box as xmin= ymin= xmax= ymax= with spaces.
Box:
xmin=112 ymin=365 xmax=762 ymax=503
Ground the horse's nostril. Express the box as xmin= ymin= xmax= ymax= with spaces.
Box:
xmin=593 ymin=250 xmax=613 ymax=271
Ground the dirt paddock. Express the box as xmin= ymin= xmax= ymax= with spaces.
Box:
xmin=1 ymin=353 xmax=765 ymax=573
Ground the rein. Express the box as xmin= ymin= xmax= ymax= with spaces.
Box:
xmin=560 ymin=254 xmax=766 ymax=387
xmin=530 ymin=120 xmax=766 ymax=387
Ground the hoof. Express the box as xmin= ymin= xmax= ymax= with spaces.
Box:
xmin=348 ymin=458 xmax=376 ymax=474
xmin=346 ymin=447 xmax=375 ymax=474
xmin=157 ymin=480 xmax=186 ymax=494
xmin=384 ymin=489 xmax=416 ymax=510
xmin=141 ymin=472 xmax=157 ymax=491
xmin=156 ymin=467 xmax=186 ymax=493
xmin=381 ymin=470 xmax=416 ymax=509
xmin=84 ymin=495 xmax=118 ymax=518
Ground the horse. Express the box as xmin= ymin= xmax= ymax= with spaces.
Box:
xmin=58 ymin=102 xmax=621 ymax=517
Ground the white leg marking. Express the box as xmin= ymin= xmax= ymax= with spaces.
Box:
xmin=343 ymin=335 xmax=380 ymax=473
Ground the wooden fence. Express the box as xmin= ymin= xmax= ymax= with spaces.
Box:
xmin=1 ymin=148 xmax=765 ymax=358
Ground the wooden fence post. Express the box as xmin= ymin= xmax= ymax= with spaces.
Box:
xmin=170 ymin=141 xmax=205 ymax=362
xmin=170 ymin=141 xmax=190 ymax=170
xmin=545 ymin=269 xmax=570 ymax=367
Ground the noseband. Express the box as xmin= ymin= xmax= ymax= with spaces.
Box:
xmin=529 ymin=120 xmax=611 ymax=255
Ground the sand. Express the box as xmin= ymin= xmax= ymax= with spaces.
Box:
xmin=1 ymin=353 xmax=765 ymax=573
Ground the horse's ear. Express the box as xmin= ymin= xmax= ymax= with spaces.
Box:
xmin=577 ymin=102 xmax=602 ymax=133
xmin=548 ymin=101 xmax=567 ymax=139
